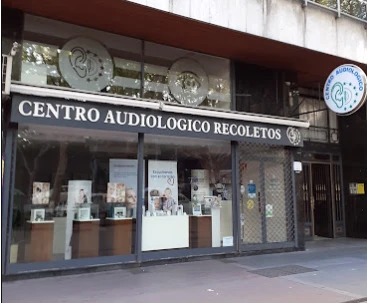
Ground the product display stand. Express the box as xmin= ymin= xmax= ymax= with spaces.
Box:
xmin=72 ymin=219 xmax=100 ymax=258
xmin=189 ymin=215 xmax=212 ymax=248
xmin=211 ymin=208 xmax=221 ymax=247
xmin=24 ymin=220 xmax=55 ymax=262
xmin=142 ymin=216 xmax=189 ymax=251
xmin=102 ymin=218 xmax=133 ymax=255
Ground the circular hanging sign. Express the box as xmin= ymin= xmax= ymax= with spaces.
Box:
xmin=58 ymin=37 xmax=114 ymax=92
xmin=323 ymin=64 xmax=367 ymax=116
xmin=247 ymin=199 xmax=254 ymax=210
xmin=168 ymin=58 xmax=209 ymax=106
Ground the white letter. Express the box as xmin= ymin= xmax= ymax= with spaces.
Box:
xmin=214 ymin=122 xmax=222 ymax=134
xmin=116 ymin=111 xmax=127 ymax=125
xmin=261 ymin=127 xmax=267 ymax=139
xmin=75 ymin=107 xmax=87 ymax=121
xmin=167 ymin=117 xmax=177 ymax=130
xmin=238 ymin=125 xmax=246 ymax=136
xmin=222 ymin=123 xmax=230 ymax=135
xmin=268 ymin=129 xmax=276 ymax=139
xmin=87 ymin=108 xmax=100 ymax=122
xmin=230 ymin=124 xmax=238 ymax=136
xmin=104 ymin=110 xmax=116 ymax=124
xmin=177 ymin=119 xmax=187 ymax=131
xmin=61 ymin=105 xmax=75 ymax=120
xmin=193 ymin=120 xmax=201 ymax=132
xmin=202 ymin=121 xmax=210 ymax=133
xmin=157 ymin=116 xmax=167 ymax=129
xmin=33 ymin=102 xmax=45 ymax=117
xmin=146 ymin=115 xmax=157 ymax=128
xmin=45 ymin=103 xmax=60 ymax=119
xmin=128 ymin=113 xmax=140 ymax=126
xmin=19 ymin=100 xmax=32 ymax=116
xmin=253 ymin=127 xmax=260 ymax=138
xmin=275 ymin=129 xmax=281 ymax=140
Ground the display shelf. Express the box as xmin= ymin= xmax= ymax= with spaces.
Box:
xmin=24 ymin=221 xmax=54 ymax=262
xmin=101 ymin=218 xmax=134 ymax=256
xmin=189 ymin=215 xmax=212 ymax=248
xmin=72 ymin=220 xmax=100 ymax=258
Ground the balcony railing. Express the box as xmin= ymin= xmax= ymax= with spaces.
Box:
xmin=2 ymin=54 xmax=13 ymax=95
xmin=304 ymin=0 xmax=367 ymax=21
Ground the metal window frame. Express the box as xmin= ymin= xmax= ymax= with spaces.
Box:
xmin=2 ymin=127 xmax=17 ymax=275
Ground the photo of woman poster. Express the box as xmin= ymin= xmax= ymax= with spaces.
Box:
xmin=32 ymin=182 xmax=50 ymax=204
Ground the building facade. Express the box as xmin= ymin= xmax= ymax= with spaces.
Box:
xmin=1 ymin=0 xmax=367 ymax=277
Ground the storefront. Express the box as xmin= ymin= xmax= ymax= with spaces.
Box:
xmin=1 ymin=14 xmax=309 ymax=276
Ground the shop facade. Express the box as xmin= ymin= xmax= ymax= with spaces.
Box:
xmin=2 ymin=12 xmax=310 ymax=276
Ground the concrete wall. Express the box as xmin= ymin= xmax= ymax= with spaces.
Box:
xmin=127 ymin=0 xmax=367 ymax=64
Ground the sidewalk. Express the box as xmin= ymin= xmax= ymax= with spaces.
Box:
xmin=3 ymin=238 xmax=367 ymax=303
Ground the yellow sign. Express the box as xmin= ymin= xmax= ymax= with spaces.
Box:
xmin=247 ymin=199 xmax=254 ymax=210
xmin=357 ymin=183 xmax=365 ymax=194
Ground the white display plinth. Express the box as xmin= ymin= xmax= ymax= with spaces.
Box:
xmin=142 ymin=215 xmax=189 ymax=251
xmin=211 ymin=208 xmax=221 ymax=247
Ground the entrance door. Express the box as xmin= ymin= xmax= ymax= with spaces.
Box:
xmin=239 ymin=160 xmax=264 ymax=244
xmin=311 ymin=164 xmax=333 ymax=238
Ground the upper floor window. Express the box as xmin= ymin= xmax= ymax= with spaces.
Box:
xmin=18 ymin=15 xmax=231 ymax=110
xmin=298 ymin=97 xmax=339 ymax=144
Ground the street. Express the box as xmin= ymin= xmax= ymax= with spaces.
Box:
xmin=3 ymin=238 xmax=367 ymax=303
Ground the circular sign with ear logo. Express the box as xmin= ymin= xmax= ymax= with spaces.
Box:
xmin=58 ymin=37 xmax=114 ymax=92
xmin=323 ymin=64 xmax=367 ymax=116
xmin=168 ymin=58 xmax=209 ymax=106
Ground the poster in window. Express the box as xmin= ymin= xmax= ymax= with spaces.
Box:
xmin=148 ymin=160 xmax=178 ymax=214
xmin=65 ymin=180 xmax=92 ymax=260
xmin=107 ymin=183 xmax=126 ymax=203
xmin=190 ymin=169 xmax=210 ymax=203
xmin=109 ymin=159 xmax=144 ymax=214
xmin=32 ymin=182 xmax=50 ymax=205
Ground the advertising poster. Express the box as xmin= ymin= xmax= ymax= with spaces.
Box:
xmin=107 ymin=183 xmax=126 ymax=203
xmin=32 ymin=182 xmax=50 ymax=204
xmin=109 ymin=159 xmax=143 ymax=216
xmin=148 ymin=160 xmax=178 ymax=214
xmin=65 ymin=180 xmax=92 ymax=260
xmin=190 ymin=169 xmax=210 ymax=203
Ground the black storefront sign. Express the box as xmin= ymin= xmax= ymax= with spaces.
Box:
xmin=11 ymin=94 xmax=303 ymax=147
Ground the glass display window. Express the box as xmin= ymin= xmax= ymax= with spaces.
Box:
xmin=10 ymin=125 xmax=138 ymax=264
xmin=142 ymin=134 xmax=233 ymax=251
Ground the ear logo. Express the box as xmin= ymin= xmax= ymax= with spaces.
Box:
xmin=331 ymin=82 xmax=353 ymax=109
xmin=324 ymin=65 xmax=367 ymax=116
xmin=59 ymin=37 xmax=114 ymax=92
xmin=167 ymin=177 xmax=175 ymax=186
